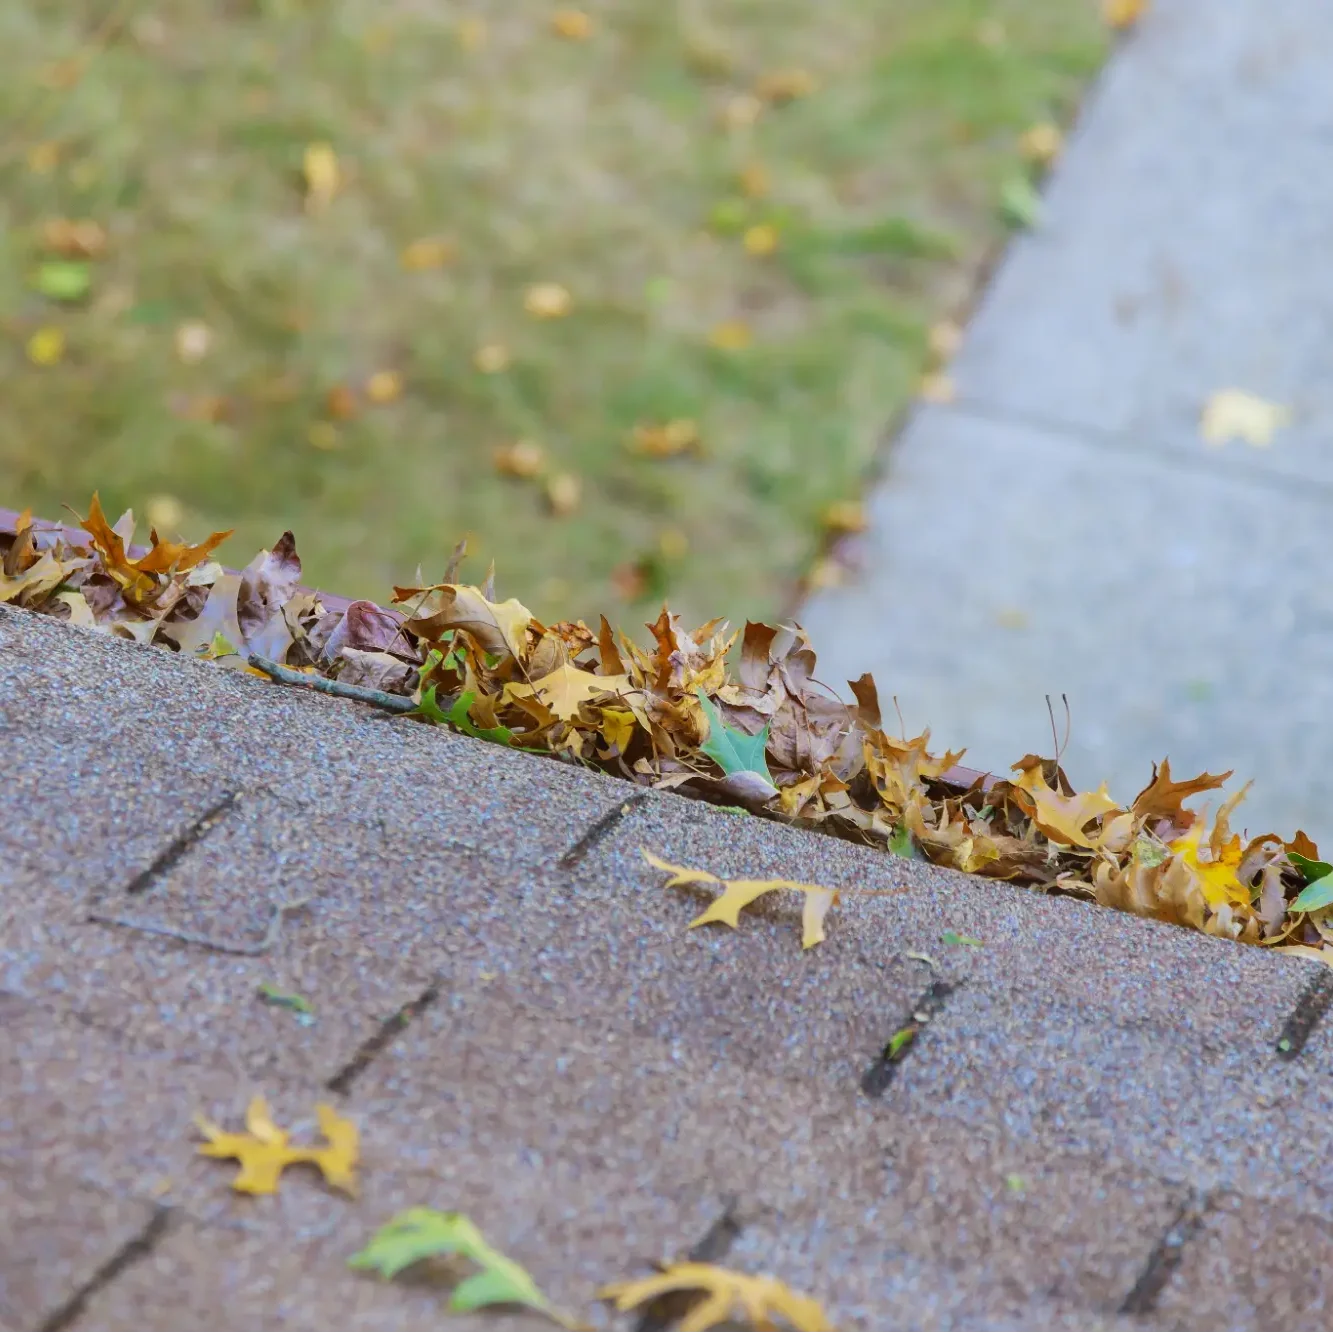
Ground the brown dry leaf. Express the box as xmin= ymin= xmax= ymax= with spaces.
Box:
xmin=474 ymin=342 xmax=511 ymax=373
xmin=493 ymin=440 xmax=545 ymax=478
xmin=395 ymin=583 xmax=534 ymax=663
xmin=1131 ymin=758 xmax=1233 ymax=837
xmin=524 ymin=283 xmax=572 ymax=318
xmin=1011 ymin=761 xmax=1120 ymax=849
xmin=1199 ymin=389 xmax=1289 ymax=448
xmin=326 ymin=385 xmax=359 ymax=420
xmin=400 ymin=237 xmax=455 ymax=271
xmin=303 ymin=142 xmax=340 ymax=213
xmin=547 ymin=472 xmax=581 ymax=516
xmin=41 ymin=217 xmax=106 ymax=259
xmin=709 ymin=321 xmax=752 ymax=351
xmin=642 ymin=849 xmax=840 ymax=950
xmin=551 ymin=8 xmax=593 ymax=39
xmin=601 ymin=1260 xmax=829 ymax=1331
xmin=1104 ymin=0 xmax=1149 ymax=29
xmin=195 ymin=1095 xmax=358 ymax=1196
xmin=505 ymin=662 xmax=631 ymax=721
xmin=0 ymin=550 xmax=68 ymax=606
xmin=237 ymin=531 xmax=303 ymax=660
xmin=1019 ymin=122 xmax=1063 ymax=166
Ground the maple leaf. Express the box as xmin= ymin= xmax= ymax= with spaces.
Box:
xmin=696 ymin=691 xmax=777 ymax=802
xmin=1011 ymin=761 xmax=1120 ymax=849
xmin=1131 ymin=758 xmax=1232 ymax=836
xmin=600 ymin=1261 xmax=828 ymax=1332
xmin=642 ymin=849 xmax=840 ymax=950
xmin=195 ymin=1095 xmax=358 ymax=1196
xmin=349 ymin=1208 xmax=570 ymax=1325
xmin=1168 ymin=822 xmax=1249 ymax=910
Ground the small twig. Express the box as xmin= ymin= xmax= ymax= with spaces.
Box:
xmin=248 ymin=653 xmax=420 ymax=715
xmin=87 ymin=896 xmax=313 ymax=957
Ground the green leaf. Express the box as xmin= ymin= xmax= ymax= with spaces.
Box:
xmin=889 ymin=824 xmax=918 ymax=860
xmin=1289 ymin=851 xmax=1332 ymax=884
xmin=886 ymin=1025 xmax=917 ymax=1059
xmin=1133 ymin=833 xmax=1169 ymax=868
xmin=1291 ymin=873 xmax=1333 ymax=914
xmin=257 ymin=983 xmax=315 ymax=1025
xmin=446 ymin=690 xmax=516 ymax=745
xmin=941 ymin=930 xmax=983 ymax=948
xmin=349 ymin=1209 xmax=565 ymax=1323
xmin=409 ymin=682 xmax=452 ymax=725
xmin=34 ymin=260 xmax=92 ymax=302
xmin=998 ymin=174 xmax=1042 ymax=230
xmin=696 ymin=691 xmax=773 ymax=785
xmin=1006 ymin=1173 xmax=1027 ymax=1194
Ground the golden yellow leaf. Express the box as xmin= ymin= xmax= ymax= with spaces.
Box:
xmin=1011 ymin=763 xmax=1121 ymax=849
xmin=1200 ymin=389 xmax=1289 ymax=448
xmin=505 ymin=662 xmax=631 ymax=721
xmin=457 ymin=16 xmax=487 ymax=50
xmin=919 ymin=371 xmax=955 ymax=404
xmin=804 ymin=557 xmax=844 ymax=591
xmin=601 ymin=1261 xmax=829 ymax=1332
xmin=474 ymin=342 xmax=511 ymax=373
xmin=366 ymin=370 xmax=403 ymax=404
xmin=743 ymin=224 xmax=779 ymax=256
xmin=396 ymin=583 xmax=534 ymax=662
xmin=1104 ymin=0 xmax=1149 ymax=29
xmin=400 ymin=237 xmax=456 ymax=271
xmin=709 ymin=321 xmax=751 ymax=351
xmin=599 ymin=707 xmax=637 ymax=752
xmin=754 ymin=68 xmax=817 ymax=103
xmin=551 ymin=8 xmax=592 ymax=39
xmin=174 ymin=320 xmax=212 ymax=364
xmin=0 ymin=551 xmax=68 ymax=605
xmin=738 ymin=163 xmax=770 ymax=198
xmin=493 ymin=440 xmax=545 ymax=478
xmin=303 ymin=142 xmax=340 ymax=213
xmin=629 ymin=419 xmax=700 ymax=458
xmin=1272 ymin=944 xmax=1333 ymax=969
xmin=195 ymin=1095 xmax=359 ymax=1196
xmin=27 ymin=327 xmax=65 ymax=366
xmin=1019 ymin=122 xmax=1063 ymax=166
xmin=524 ymin=283 xmax=572 ymax=318
xmin=821 ymin=500 xmax=866 ymax=535
xmin=642 ymin=849 xmax=840 ymax=950
xmin=547 ymin=472 xmax=581 ymax=516
xmin=1169 ymin=822 xmax=1248 ymax=909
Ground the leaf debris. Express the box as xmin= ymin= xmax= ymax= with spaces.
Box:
xmin=195 ymin=1096 xmax=358 ymax=1195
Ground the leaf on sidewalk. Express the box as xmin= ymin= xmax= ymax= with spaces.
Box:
xmin=349 ymin=1209 xmax=569 ymax=1325
xmin=195 ymin=1095 xmax=358 ymax=1195
xmin=600 ymin=1261 xmax=829 ymax=1332
xmin=642 ymin=849 xmax=840 ymax=949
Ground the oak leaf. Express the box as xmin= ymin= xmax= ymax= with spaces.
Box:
xmin=601 ymin=1261 xmax=828 ymax=1332
xmin=1169 ymin=821 xmax=1248 ymax=909
xmin=1011 ymin=761 xmax=1120 ymax=848
xmin=504 ymin=662 xmax=631 ymax=721
xmin=195 ymin=1096 xmax=358 ymax=1195
xmin=0 ymin=550 xmax=68 ymax=606
xmin=395 ymin=582 xmax=533 ymax=663
xmin=1131 ymin=758 xmax=1232 ymax=837
xmin=643 ymin=849 xmax=839 ymax=949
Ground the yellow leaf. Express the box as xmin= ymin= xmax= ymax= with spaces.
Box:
xmin=1019 ymin=122 xmax=1063 ymax=166
xmin=493 ymin=440 xmax=545 ymax=478
xmin=629 ymin=419 xmax=700 ymax=458
xmin=1011 ymin=763 xmax=1121 ymax=849
xmin=1200 ymin=389 xmax=1289 ymax=448
xmin=551 ymin=8 xmax=592 ymax=39
xmin=927 ymin=320 xmax=963 ymax=364
xmin=27 ymin=327 xmax=65 ymax=366
xmin=754 ymin=68 xmax=817 ymax=103
xmin=524 ymin=283 xmax=572 ymax=318
xmin=821 ymin=500 xmax=865 ymax=535
xmin=743 ymin=224 xmax=779 ymax=256
xmin=505 ymin=662 xmax=631 ymax=721
xmin=1272 ymin=944 xmax=1333 ymax=969
xmin=303 ymin=142 xmax=339 ymax=213
xmin=145 ymin=494 xmax=184 ymax=533
xmin=366 ymin=369 xmax=403 ymax=404
xmin=546 ymin=472 xmax=581 ymax=516
xmin=1169 ymin=822 xmax=1248 ymax=909
xmin=738 ymin=163 xmax=770 ymax=198
xmin=0 ymin=550 xmax=68 ymax=605
xmin=174 ymin=320 xmax=212 ymax=364
xmin=457 ymin=16 xmax=487 ymax=50
xmin=195 ymin=1095 xmax=359 ymax=1196
xmin=709 ymin=321 xmax=751 ymax=351
xmin=308 ymin=422 xmax=341 ymax=451
xmin=919 ymin=371 xmax=955 ymax=404
xmin=642 ymin=849 xmax=840 ymax=950
xmin=396 ymin=583 xmax=534 ymax=662
xmin=474 ymin=342 xmax=511 ymax=373
xmin=599 ymin=707 xmax=637 ymax=752
xmin=601 ymin=1261 xmax=829 ymax=1332
xmin=1104 ymin=0 xmax=1148 ymax=29
xmin=401 ymin=237 xmax=456 ymax=270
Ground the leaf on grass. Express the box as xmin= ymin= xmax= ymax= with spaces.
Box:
xmin=34 ymin=259 xmax=91 ymax=301
xmin=303 ymin=142 xmax=339 ymax=213
xmin=601 ymin=1261 xmax=829 ymax=1332
xmin=1104 ymin=0 xmax=1149 ymax=29
xmin=1200 ymin=389 xmax=1289 ymax=448
xmin=998 ymin=174 xmax=1042 ymax=229
xmin=696 ymin=691 xmax=776 ymax=800
xmin=349 ymin=1208 xmax=567 ymax=1324
xmin=195 ymin=1095 xmax=357 ymax=1195
xmin=642 ymin=849 xmax=839 ymax=950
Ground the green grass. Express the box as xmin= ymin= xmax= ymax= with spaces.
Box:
xmin=0 ymin=0 xmax=1106 ymax=625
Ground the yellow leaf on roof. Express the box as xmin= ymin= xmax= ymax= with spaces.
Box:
xmin=643 ymin=849 xmax=840 ymax=950
xmin=195 ymin=1095 xmax=359 ymax=1196
xmin=601 ymin=1260 xmax=829 ymax=1332
xmin=395 ymin=582 xmax=534 ymax=662
xmin=505 ymin=662 xmax=630 ymax=721
xmin=1200 ymin=389 xmax=1289 ymax=448
xmin=1011 ymin=762 xmax=1121 ymax=849
xmin=1169 ymin=821 xmax=1247 ymax=909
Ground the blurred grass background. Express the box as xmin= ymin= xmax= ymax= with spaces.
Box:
xmin=0 ymin=0 xmax=1106 ymax=624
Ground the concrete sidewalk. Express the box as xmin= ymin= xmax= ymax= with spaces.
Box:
xmin=802 ymin=0 xmax=1333 ymax=842
xmin=5 ymin=606 xmax=1333 ymax=1329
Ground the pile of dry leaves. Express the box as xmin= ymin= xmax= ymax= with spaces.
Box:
xmin=6 ymin=497 xmax=1331 ymax=966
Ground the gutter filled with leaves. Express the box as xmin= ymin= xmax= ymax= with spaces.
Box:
xmin=5 ymin=494 xmax=1332 ymax=966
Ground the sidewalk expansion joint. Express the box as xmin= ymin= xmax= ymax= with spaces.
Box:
xmin=124 ymin=790 xmax=241 ymax=894
xmin=861 ymin=980 xmax=955 ymax=1098
xmin=634 ymin=1199 xmax=743 ymax=1331
xmin=557 ymin=791 xmax=649 ymax=870
xmin=40 ymin=1204 xmax=172 ymax=1331
xmin=1276 ymin=971 xmax=1333 ymax=1059
xmin=325 ymin=978 xmax=442 ymax=1096
xmin=1117 ymin=1189 xmax=1210 ymax=1317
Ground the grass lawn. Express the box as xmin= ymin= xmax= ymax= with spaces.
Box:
xmin=0 ymin=0 xmax=1106 ymax=625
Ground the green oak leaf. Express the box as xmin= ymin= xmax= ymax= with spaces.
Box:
xmin=1289 ymin=851 xmax=1332 ymax=884
xmin=696 ymin=690 xmax=773 ymax=786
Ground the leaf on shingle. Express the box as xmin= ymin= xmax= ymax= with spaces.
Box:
xmin=601 ymin=1261 xmax=829 ymax=1331
xmin=195 ymin=1095 xmax=358 ymax=1195
xmin=642 ymin=849 xmax=840 ymax=950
